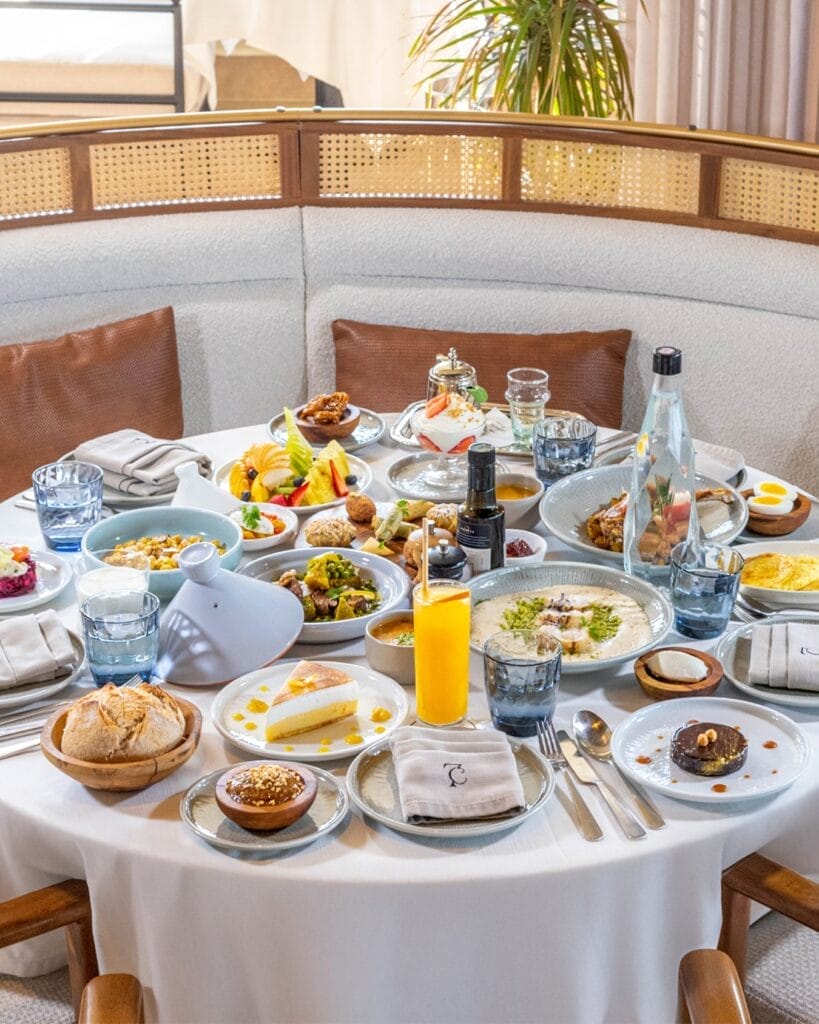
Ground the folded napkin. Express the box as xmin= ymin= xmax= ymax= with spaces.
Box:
xmin=73 ymin=429 xmax=211 ymax=496
xmin=0 ymin=610 xmax=78 ymax=691
xmin=484 ymin=408 xmax=515 ymax=449
xmin=693 ymin=440 xmax=745 ymax=485
xmin=390 ymin=725 xmax=526 ymax=822
xmin=748 ymin=622 xmax=819 ymax=692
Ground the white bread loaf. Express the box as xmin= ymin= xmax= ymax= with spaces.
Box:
xmin=61 ymin=683 xmax=185 ymax=763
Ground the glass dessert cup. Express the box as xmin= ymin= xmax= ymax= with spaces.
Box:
xmin=408 ymin=399 xmax=486 ymax=497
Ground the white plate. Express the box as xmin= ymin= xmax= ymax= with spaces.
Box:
xmin=467 ymin=561 xmax=673 ymax=672
xmin=235 ymin=503 xmax=299 ymax=552
xmin=214 ymin=454 xmax=373 ymax=516
xmin=0 ymin=550 xmax=72 ymax=613
xmin=0 ymin=630 xmax=85 ymax=710
xmin=611 ymin=696 xmax=810 ymax=803
xmin=212 ymin=659 xmax=410 ymax=763
xmin=346 ymin=737 xmax=555 ymax=839
xmin=239 ymin=547 xmax=410 ymax=644
xmin=180 ymin=763 xmax=348 ymax=854
xmin=268 ymin=408 xmax=386 ymax=452
xmin=735 ymin=540 xmax=819 ymax=609
xmin=294 ymin=502 xmax=394 ymax=550
xmin=715 ymin=612 xmax=819 ymax=708
xmin=539 ymin=466 xmax=748 ymax=564
xmin=595 ymin=439 xmax=747 ymax=489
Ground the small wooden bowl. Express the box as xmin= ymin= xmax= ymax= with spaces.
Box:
xmin=294 ymin=403 xmax=361 ymax=443
xmin=40 ymin=697 xmax=202 ymax=792
xmin=214 ymin=761 xmax=317 ymax=831
xmin=634 ymin=647 xmax=723 ymax=701
xmin=741 ymin=488 xmax=811 ymax=536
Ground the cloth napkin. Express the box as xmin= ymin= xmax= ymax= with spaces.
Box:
xmin=390 ymin=725 xmax=526 ymax=822
xmin=748 ymin=622 xmax=819 ymax=692
xmin=484 ymin=408 xmax=515 ymax=449
xmin=73 ymin=429 xmax=212 ymax=496
xmin=693 ymin=440 xmax=745 ymax=485
xmin=0 ymin=610 xmax=78 ymax=691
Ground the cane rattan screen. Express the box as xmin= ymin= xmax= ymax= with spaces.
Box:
xmin=719 ymin=157 xmax=819 ymax=233
xmin=0 ymin=147 xmax=72 ymax=220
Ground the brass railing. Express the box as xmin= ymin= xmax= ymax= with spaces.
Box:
xmin=0 ymin=110 xmax=816 ymax=243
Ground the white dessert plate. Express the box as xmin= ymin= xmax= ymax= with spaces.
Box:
xmin=181 ymin=763 xmax=348 ymax=854
xmin=539 ymin=467 xmax=748 ymax=564
xmin=0 ymin=630 xmax=85 ymax=711
xmin=239 ymin=547 xmax=410 ymax=644
xmin=346 ymin=737 xmax=555 ymax=839
xmin=0 ymin=550 xmax=72 ymax=614
xmin=212 ymin=660 xmax=410 ymax=763
xmin=735 ymin=540 xmax=819 ymax=610
xmin=235 ymin=503 xmax=299 ymax=552
xmin=214 ymin=455 xmax=372 ymax=516
xmin=467 ymin=561 xmax=673 ymax=672
xmin=611 ymin=696 xmax=810 ymax=804
xmin=294 ymin=501 xmax=393 ymax=550
xmin=715 ymin=612 xmax=819 ymax=709
xmin=267 ymin=408 xmax=386 ymax=452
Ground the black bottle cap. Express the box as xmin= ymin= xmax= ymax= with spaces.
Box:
xmin=467 ymin=442 xmax=495 ymax=465
xmin=652 ymin=346 xmax=682 ymax=375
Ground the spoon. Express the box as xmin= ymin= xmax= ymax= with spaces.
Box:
xmin=573 ymin=710 xmax=666 ymax=831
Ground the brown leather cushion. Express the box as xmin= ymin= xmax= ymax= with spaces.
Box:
xmin=332 ymin=321 xmax=632 ymax=428
xmin=0 ymin=307 xmax=183 ymax=499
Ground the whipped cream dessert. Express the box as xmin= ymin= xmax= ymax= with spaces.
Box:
xmin=411 ymin=393 xmax=485 ymax=455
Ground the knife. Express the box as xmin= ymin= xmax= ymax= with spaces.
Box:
xmin=557 ymin=730 xmax=646 ymax=841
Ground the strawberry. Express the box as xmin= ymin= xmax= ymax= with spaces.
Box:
xmin=448 ymin=435 xmax=476 ymax=455
xmin=289 ymin=480 xmax=310 ymax=506
xmin=329 ymin=459 xmax=349 ymax=497
xmin=268 ymin=494 xmax=289 ymax=507
xmin=424 ymin=393 xmax=449 ymax=418
xmin=416 ymin=433 xmax=441 ymax=453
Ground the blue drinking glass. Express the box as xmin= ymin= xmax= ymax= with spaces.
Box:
xmin=32 ymin=461 xmax=103 ymax=551
xmin=670 ymin=542 xmax=744 ymax=640
xmin=483 ymin=630 xmax=562 ymax=737
xmin=532 ymin=416 xmax=597 ymax=489
xmin=80 ymin=591 xmax=161 ymax=687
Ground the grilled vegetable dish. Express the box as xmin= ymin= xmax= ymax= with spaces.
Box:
xmin=275 ymin=553 xmax=381 ymax=622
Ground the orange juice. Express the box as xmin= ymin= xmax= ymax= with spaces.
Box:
xmin=413 ymin=580 xmax=471 ymax=726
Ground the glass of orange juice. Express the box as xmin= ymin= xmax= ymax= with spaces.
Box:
xmin=413 ymin=579 xmax=471 ymax=726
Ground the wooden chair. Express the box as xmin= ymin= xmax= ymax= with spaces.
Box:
xmin=680 ymin=852 xmax=819 ymax=1023
xmin=0 ymin=879 xmax=144 ymax=1024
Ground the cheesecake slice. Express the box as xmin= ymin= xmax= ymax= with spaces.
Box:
xmin=265 ymin=661 xmax=359 ymax=741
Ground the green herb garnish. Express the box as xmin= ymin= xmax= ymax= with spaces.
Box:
xmin=583 ymin=604 xmax=621 ymax=643
xmin=393 ymin=631 xmax=415 ymax=647
xmin=501 ymin=597 xmax=546 ymax=631
xmin=241 ymin=504 xmax=262 ymax=531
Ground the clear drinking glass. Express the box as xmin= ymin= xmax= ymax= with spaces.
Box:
xmin=81 ymin=591 xmax=160 ymax=687
xmin=32 ymin=462 xmax=103 ymax=551
xmin=413 ymin=579 xmax=471 ymax=726
xmin=483 ymin=630 xmax=562 ymax=737
xmin=505 ymin=367 xmax=551 ymax=447
xmin=532 ymin=416 xmax=597 ymax=488
xmin=74 ymin=550 xmax=151 ymax=605
xmin=670 ymin=542 xmax=744 ymax=639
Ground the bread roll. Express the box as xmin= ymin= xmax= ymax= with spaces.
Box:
xmin=61 ymin=683 xmax=185 ymax=763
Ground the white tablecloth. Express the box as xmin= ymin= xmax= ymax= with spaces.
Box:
xmin=0 ymin=422 xmax=817 ymax=1024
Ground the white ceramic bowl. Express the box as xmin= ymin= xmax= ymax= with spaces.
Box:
xmin=466 ymin=561 xmax=673 ymax=672
xmin=239 ymin=547 xmax=411 ymax=643
xmin=214 ymin=455 xmax=373 ymax=515
xmin=365 ymin=609 xmax=416 ymax=687
xmin=503 ymin=529 xmax=547 ymax=566
xmin=233 ymin=503 xmax=299 ymax=552
xmin=496 ymin=472 xmax=545 ymax=527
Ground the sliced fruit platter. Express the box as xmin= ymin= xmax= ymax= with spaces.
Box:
xmin=217 ymin=410 xmax=372 ymax=514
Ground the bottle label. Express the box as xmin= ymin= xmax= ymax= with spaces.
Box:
xmin=457 ymin=521 xmax=494 ymax=574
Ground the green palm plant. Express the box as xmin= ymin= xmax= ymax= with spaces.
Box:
xmin=410 ymin=0 xmax=635 ymax=119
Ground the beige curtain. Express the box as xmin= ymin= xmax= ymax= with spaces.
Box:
xmin=619 ymin=0 xmax=819 ymax=142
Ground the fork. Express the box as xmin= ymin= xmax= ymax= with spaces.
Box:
xmin=537 ymin=719 xmax=603 ymax=842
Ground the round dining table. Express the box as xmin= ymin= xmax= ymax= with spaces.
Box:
xmin=0 ymin=420 xmax=817 ymax=1024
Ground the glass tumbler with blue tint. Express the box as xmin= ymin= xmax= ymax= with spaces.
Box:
xmin=32 ymin=462 xmax=103 ymax=551
xmin=81 ymin=591 xmax=161 ymax=687
xmin=483 ymin=630 xmax=562 ymax=737
xmin=670 ymin=542 xmax=744 ymax=639
xmin=532 ymin=417 xmax=597 ymax=488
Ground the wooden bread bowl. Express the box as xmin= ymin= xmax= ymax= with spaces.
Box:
xmin=294 ymin=402 xmax=360 ymax=442
xmin=215 ymin=761 xmax=317 ymax=831
xmin=40 ymin=697 xmax=202 ymax=791
xmin=741 ymin=489 xmax=811 ymax=536
xmin=634 ymin=648 xmax=723 ymax=701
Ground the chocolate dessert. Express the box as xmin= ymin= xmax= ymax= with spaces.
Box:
xmin=670 ymin=722 xmax=748 ymax=777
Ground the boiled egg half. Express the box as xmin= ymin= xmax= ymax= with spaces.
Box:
xmin=748 ymin=483 xmax=794 ymax=516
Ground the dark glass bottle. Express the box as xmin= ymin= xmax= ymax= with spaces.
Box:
xmin=457 ymin=443 xmax=505 ymax=574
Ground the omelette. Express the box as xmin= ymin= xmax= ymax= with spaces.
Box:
xmin=741 ymin=553 xmax=819 ymax=591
